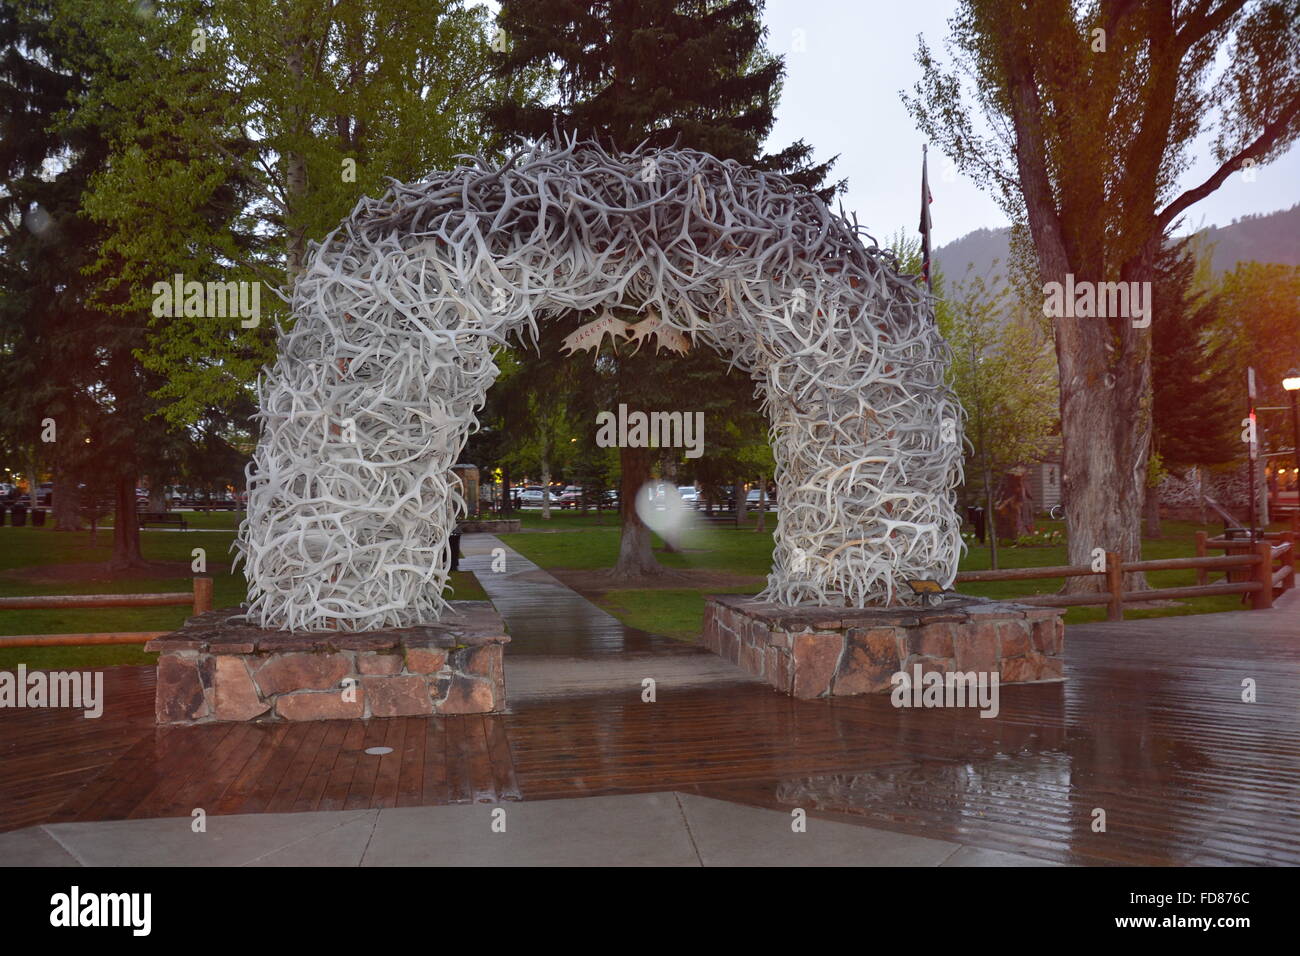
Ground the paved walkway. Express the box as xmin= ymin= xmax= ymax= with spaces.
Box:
xmin=1 ymin=792 xmax=1057 ymax=867
xmin=461 ymin=533 xmax=762 ymax=702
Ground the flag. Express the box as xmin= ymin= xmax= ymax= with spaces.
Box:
xmin=919 ymin=145 xmax=933 ymax=290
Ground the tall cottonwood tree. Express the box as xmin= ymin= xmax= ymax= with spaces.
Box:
xmin=490 ymin=0 xmax=840 ymax=577
xmin=905 ymin=0 xmax=1300 ymax=588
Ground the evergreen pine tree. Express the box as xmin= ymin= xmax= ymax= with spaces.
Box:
xmin=489 ymin=0 xmax=842 ymax=576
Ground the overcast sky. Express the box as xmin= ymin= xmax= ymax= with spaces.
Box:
xmin=761 ymin=0 xmax=1300 ymax=245
xmin=474 ymin=0 xmax=1300 ymax=246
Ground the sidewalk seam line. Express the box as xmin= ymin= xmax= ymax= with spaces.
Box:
xmin=237 ymin=809 xmax=376 ymax=867
xmin=674 ymin=793 xmax=705 ymax=867
xmin=40 ymin=824 xmax=90 ymax=867
xmin=358 ymin=807 xmax=383 ymax=867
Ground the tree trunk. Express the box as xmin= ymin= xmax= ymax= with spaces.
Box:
xmin=501 ymin=466 xmax=512 ymax=515
xmin=110 ymin=473 xmax=146 ymax=570
xmin=540 ymin=453 xmax=551 ymax=521
xmin=1006 ymin=60 xmax=1152 ymax=593
xmin=612 ymin=446 xmax=661 ymax=577
xmin=1058 ymin=355 xmax=1150 ymax=591
xmin=1195 ymin=467 xmax=1207 ymax=525
xmin=754 ymin=474 xmax=767 ymax=532
xmin=1144 ymin=485 xmax=1162 ymax=538
xmin=984 ymin=462 xmax=999 ymax=571
xmin=735 ymin=476 xmax=747 ymax=528
xmin=148 ymin=478 xmax=167 ymax=513
xmin=283 ymin=31 xmax=311 ymax=284
xmin=52 ymin=461 xmax=82 ymax=531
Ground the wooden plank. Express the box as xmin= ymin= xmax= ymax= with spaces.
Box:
xmin=368 ymin=717 xmax=408 ymax=810
xmin=420 ymin=716 xmax=450 ymax=805
xmin=213 ymin=723 xmax=293 ymax=814
xmin=289 ymin=720 xmax=351 ymax=813
xmin=464 ymin=717 xmax=499 ymax=803
xmin=1105 ymin=551 xmax=1124 ymax=621
xmin=1253 ymin=540 xmax=1274 ymax=610
xmin=1123 ymin=554 xmax=1257 ymax=573
xmin=239 ymin=720 xmax=320 ymax=815
xmin=955 ymin=563 xmax=1093 ymax=582
xmin=1122 ymin=582 xmax=1259 ymax=602
xmin=342 ymin=720 xmax=391 ymax=811
xmin=1012 ymin=592 xmax=1111 ymax=608
xmin=443 ymin=717 xmax=472 ymax=804
xmin=484 ymin=716 xmax=522 ymax=801
xmin=317 ymin=720 xmax=368 ymax=812
xmin=0 ymin=593 xmax=190 ymax=609
xmin=395 ymin=717 xmax=428 ymax=808
xmin=0 ymin=632 xmax=167 ymax=648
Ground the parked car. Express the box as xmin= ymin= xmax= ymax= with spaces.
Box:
xmin=558 ymin=486 xmax=583 ymax=509
xmin=746 ymin=488 xmax=776 ymax=511
xmin=517 ymin=488 xmax=554 ymax=508
xmin=677 ymin=485 xmax=699 ymax=508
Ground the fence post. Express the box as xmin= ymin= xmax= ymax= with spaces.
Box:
xmin=1282 ymin=532 xmax=1295 ymax=593
xmin=193 ymin=576 xmax=213 ymax=615
xmin=1251 ymin=540 xmax=1273 ymax=610
xmin=1195 ymin=531 xmax=1208 ymax=587
xmin=1106 ymin=551 xmax=1124 ymax=622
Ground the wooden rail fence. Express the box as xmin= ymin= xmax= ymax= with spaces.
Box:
xmin=0 ymin=577 xmax=212 ymax=648
xmin=2 ymin=526 xmax=1296 ymax=646
xmin=956 ymin=531 xmax=1295 ymax=622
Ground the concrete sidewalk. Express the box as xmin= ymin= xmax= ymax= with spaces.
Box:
xmin=1 ymin=792 xmax=1060 ymax=867
xmin=460 ymin=533 xmax=763 ymax=702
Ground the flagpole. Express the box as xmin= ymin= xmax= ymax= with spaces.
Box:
xmin=920 ymin=144 xmax=933 ymax=293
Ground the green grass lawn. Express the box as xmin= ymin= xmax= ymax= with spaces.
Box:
xmin=500 ymin=516 xmax=1298 ymax=640
xmin=0 ymin=517 xmax=483 ymax=671
xmin=3 ymin=511 xmax=1290 ymax=666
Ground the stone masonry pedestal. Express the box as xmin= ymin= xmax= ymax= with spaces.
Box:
xmin=146 ymin=601 xmax=509 ymax=724
xmin=702 ymin=594 xmax=1065 ymax=698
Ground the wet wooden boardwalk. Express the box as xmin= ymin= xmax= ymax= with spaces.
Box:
xmin=3 ymin=598 xmax=1297 ymax=865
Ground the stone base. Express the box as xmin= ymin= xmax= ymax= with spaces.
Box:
xmin=145 ymin=602 xmax=509 ymax=724
xmin=702 ymin=595 xmax=1065 ymax=698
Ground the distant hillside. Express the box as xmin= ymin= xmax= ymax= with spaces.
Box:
xmin=932 ymin=226 xmax=1010 ymax=282
xmin=1199 ymin=204 xmax=1300 ymax=273
xmin=933 ymin=203 xmax=1300 ymax=281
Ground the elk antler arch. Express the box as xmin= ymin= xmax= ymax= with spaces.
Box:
xmin=235 ymin=140 xmax=965 ymax=632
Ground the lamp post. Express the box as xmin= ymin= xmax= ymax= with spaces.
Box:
xmin=1285 ymin=370 xmax=1300 ymax=499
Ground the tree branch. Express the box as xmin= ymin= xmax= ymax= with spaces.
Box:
xmin=1155 ymin=88 xmax=1300 ymax=230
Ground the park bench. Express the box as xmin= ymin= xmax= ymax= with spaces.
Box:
xmin=138 ymin=511 xmax=188 ymax=530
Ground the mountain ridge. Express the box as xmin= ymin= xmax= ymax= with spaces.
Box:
xmin=933 ymin=203 xmax=1300 ymax=281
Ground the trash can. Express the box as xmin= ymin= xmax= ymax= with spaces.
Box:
xmin=448 ymin=531 xmax=462 ymax=572
xmin=31 ymin=508 xmax=46 ymax=527
xmin=11 ymin=504 xmax=27 ymax=527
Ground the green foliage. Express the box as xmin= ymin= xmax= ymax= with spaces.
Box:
xmin=939 ymin=267 xmax=1058 ymax=496
xmin=890 ymin=233 xmax=1057 ymax=500
xmin=490 ymin=0 xmax=841 ymax=199
xmin=485 ymin=0 xmax=838 ymax=545
xmin=49 ymin=0 xmax=536 ymax=426
xmin=1151 ymin=237 xmax=1239 ymax=470
xmin=1212 ymin=260 xmax=1300 ymax=410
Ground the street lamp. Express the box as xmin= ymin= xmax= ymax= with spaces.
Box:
xmin=1285 ymin=370 xmax=1300 ymax=495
